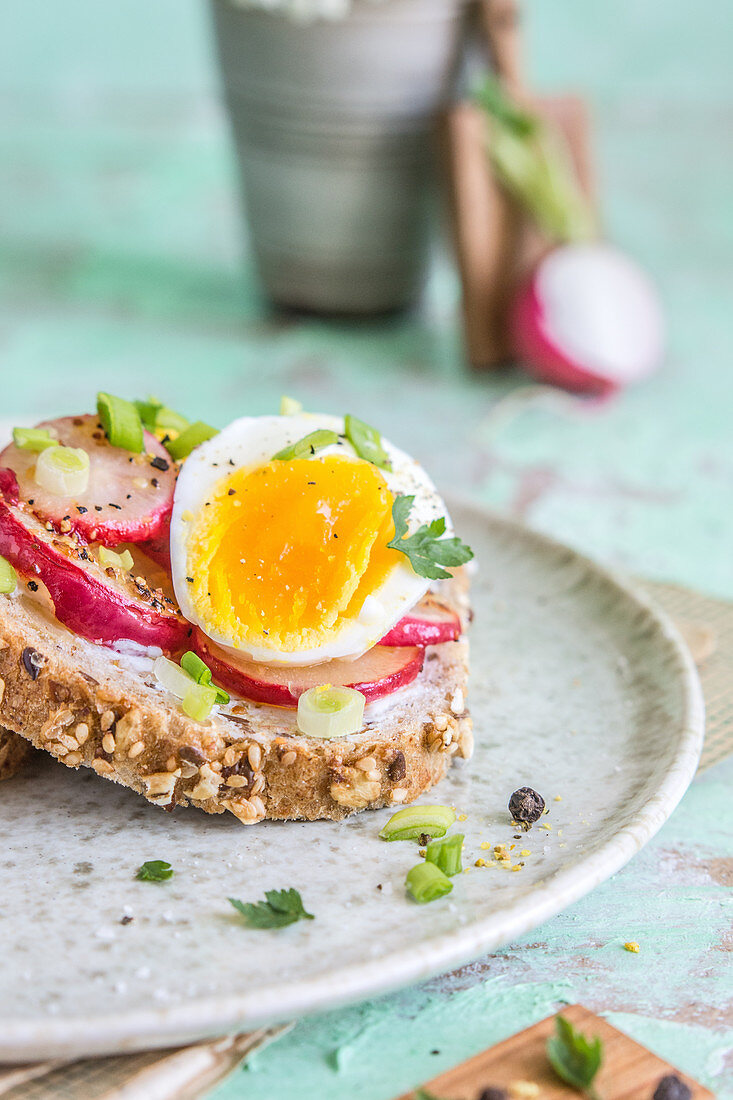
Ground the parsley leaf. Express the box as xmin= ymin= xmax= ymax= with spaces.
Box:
xmin=386 ymin=496 xmax=474 ymax=580
xmin=546 ymin=1015 xmax=603 ymax=1095
xmin=136 ymin=860 xmax=174 ymax=882
xmin=228 ymin=888 xmax=315 ymax=929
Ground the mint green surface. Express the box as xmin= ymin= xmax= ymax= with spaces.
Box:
xmin=2 ymin=0 xmax=732 ymax=1095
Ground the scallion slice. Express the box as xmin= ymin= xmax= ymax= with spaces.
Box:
xmin=134 ymin=398 xmax=160 ymax=428
xmin=0 ymin=555 xmax=17 ymax=594
xmin=97 ymin=392 xmax=144 ymax=453
xmin=99 ymin=547 xmax=134 ymax=571
xmin=154 ymin=405 xmax=190 ymax=434
xmin=344 ymin=414 xmax=392 ymax=470
xmin=379 ymin=804 xmax=456 ymax=842
xmin=182 ymin=682 xmax=218 ymax=722
xmin=154 ymin=654 xmax=228 ymax=708
xmin=135 ymin=397 xmax=190 ymax=436
xmin=165 ymin=421 xmax=218 ymax=461
xmin=297 ymin=685 xmax=365 ymax=739
xmin=181 ymin=651 xmax=211 ymax=683
xmin=35 ymin=446 xmax=90 ymax=497
xmin=273 ymin=429 xmax=339 ymax=462
xmin=406 ymin=862 xmax=453 ymax=904
xmin=12 ymin=427 xmax=57 ymax=453
xmin=425 ymin=832 xmax=464 ymax=877
xmin=154 ymin=655 xmax=195 ymax=699
xmin=181 ymin=650 xmax=229 ymax=705
xmin=279 ymin=395 xmax=303 ymax=416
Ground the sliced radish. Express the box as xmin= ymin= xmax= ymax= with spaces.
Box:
xmin=0 ymin=500 xmax=190 ymax=652
xmin=380 ymin=593 xmax=461 ymax=647
xmin=194 ymin=629 xmax=424 ymax=708
xmin=510 ymin=243 xmax=665 ymax=396
xmin=0 ymin=415 xmax=177 ymax=546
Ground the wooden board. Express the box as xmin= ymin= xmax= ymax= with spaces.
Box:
xmin=397 ymin=1005 xmax=712 ymax=1099
xmin=440 ymin=97 xmax=595 ymax=371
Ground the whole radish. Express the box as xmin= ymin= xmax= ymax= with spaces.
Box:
xmin=511 ymin=242 xmax=664 ymax=395
xmin=477 ymin=79 xmax=665 ymax=395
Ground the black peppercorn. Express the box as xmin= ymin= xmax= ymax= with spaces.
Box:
xmin=478 ymin=1088 xmax=508 ymax=1100
xmin=508 ymin=786 xmax=545 ymax=825
xmin=653 ymin=1075 xmax=692 ymax=1100
xmin=418 ymin=833 xmax=431 ymax=847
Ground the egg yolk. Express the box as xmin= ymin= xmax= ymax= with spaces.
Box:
xmin=186 ymin=455 xmax=402 ymax=654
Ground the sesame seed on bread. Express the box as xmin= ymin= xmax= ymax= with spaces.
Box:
xmin=0 ymin=571 xmax=472 ymax=823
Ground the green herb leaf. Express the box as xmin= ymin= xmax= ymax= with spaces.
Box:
xmin=344 ymin=414 xmax=392 ymax=470
xmin=136 ymin=860 xmax=174 ymax=882
xmin=386 ymin=496 xmax=473 ymax=580
xmin=229 ymin=888 xmax=315 ymax=929
xmin=272 ymin=429 xmax=339 ymax=462
xmin=546 ymin=1015 xmax=603 ymax=1092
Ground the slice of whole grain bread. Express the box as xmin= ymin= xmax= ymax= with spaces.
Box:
xmin=0 ymin=572 xmax=472 ymax=822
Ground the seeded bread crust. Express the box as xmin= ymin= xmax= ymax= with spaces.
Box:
xmin=0 ymin=727 xmax=32 ymax=781
xmin=0 ymin=572 xmax=472 ymax=822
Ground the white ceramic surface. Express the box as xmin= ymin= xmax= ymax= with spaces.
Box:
xmin=210 ymin=0 xmax=466 ymax=313
xmin=0 ymin=503 xmax=704 ymax=1061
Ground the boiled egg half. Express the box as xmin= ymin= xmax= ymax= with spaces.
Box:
xmin=170 ymin=413 xmax=452 ymax=666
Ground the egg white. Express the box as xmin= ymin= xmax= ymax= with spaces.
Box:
xmin=170 ymin=413 xmax=452 ymax=666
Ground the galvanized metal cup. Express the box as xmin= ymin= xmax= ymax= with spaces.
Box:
xmin=210 ymin=0 xmax=466 ymax=314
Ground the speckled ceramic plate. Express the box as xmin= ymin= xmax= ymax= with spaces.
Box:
xmin=0 ymin=502 xmax=704 ymax=1061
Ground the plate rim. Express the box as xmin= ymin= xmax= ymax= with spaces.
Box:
xmin=0 ymin=501 xmax=705 ymax=1059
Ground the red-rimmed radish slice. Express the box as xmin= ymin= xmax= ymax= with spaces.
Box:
xmin=510 ymin=243 xmax=664 ymax=396
xmin=194 ymin=629 xmax=424 ymax=708
xmin=0 ymin=500 xmax=190 ymax=652
xmin=379 ymin=594 xmax=461 ymax=647
xmin=0 ymin=415 xmax=176 ymax=546
xmin=0 ymin=467 xmax=19 ymax=504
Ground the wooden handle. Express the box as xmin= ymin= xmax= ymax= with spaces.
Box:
xmin=476 ymin=0 xmax=525 ymax=95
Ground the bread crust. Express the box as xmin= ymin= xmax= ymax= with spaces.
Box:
xmin=0 ymin=727 xmax=32 ymax=781
xmin=0 ymin=573 xmax=472 ymax=822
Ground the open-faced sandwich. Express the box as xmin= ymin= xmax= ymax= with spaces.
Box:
xmin=0 ymin=395 xmax=473 ymax=822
